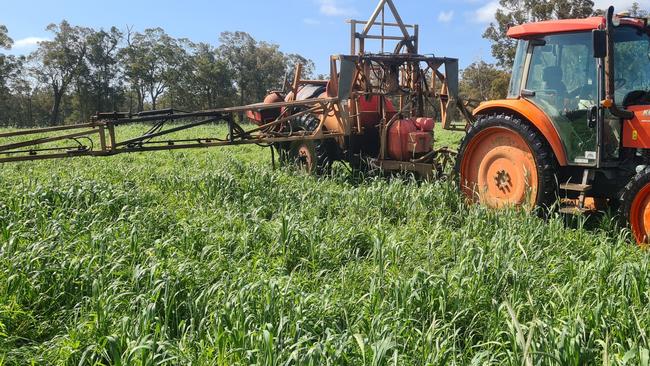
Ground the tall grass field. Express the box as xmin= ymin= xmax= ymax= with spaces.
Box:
xmin=1 ymin=124 xmax=649 ymax=365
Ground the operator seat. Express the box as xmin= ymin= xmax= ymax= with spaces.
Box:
xmin=543 ymin=66 xmax=567 ymax=100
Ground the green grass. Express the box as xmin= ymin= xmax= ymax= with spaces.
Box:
xmin=0 ymin=124 xmax=649 ymax=365
xmin=434 ymin=124 xmax=464 ymax=149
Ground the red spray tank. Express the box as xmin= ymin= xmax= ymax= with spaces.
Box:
xmin=387 ymin=117 xmax=434 ymax=161
xmin=246 ymin=92 xmax=284 ymax=125
xmin=415 ymin=117 xmax=434 ymax=132
xmin=356 ymin=96 xmax=397 ymax=129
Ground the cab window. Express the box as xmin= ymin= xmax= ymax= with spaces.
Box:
xmin=525 ymin=31 xmax=598 ymax=165
xmin=613 ymin=26 xmax=650 ymax=104
xmin=508 ymin=40 xmax=528 ymax=98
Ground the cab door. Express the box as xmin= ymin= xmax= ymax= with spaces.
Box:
xmin=523 ymin=31 xmax=600 ymax=166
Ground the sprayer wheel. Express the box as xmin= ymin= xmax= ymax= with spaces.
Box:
xmin=286 ymin=139 xmax=332 ymax=175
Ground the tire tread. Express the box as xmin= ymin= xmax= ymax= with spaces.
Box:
xmin=454 ymin=113 xmax=559 ymax=210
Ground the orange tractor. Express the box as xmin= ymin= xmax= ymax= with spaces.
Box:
xmin=457 ymin=6 xmax=650 ymax=245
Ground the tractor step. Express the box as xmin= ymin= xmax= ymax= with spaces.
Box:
xmin=559 ymin=183 xmax=592 ymax=192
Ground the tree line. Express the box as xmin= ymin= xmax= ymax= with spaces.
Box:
xmin=0 ymin=1 xmax=647 ymax=127
xmin=0 ymin=23 xmax=315 ymax=127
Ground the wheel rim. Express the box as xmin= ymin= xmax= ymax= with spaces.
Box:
xmin=296 ymin=144 xmax=314 ymax=172
xmin=629 ymin=183 xmax=650 ymax=245
xmin=459 ymin=127 xmax=538 ymax=208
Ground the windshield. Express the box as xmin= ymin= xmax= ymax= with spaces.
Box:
xmin=614 ymin=25 xmax=650 ymax=102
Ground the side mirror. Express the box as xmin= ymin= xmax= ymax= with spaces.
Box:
xmin=593 ymin=29 xmax=607 ymax=58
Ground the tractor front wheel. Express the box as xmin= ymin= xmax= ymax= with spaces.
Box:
xmin=619 ymin=167 xmax=650 ymax=246
xmin=455 ymin=114 xmax=557 ymax=210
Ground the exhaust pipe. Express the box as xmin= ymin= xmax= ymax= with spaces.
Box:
xmin=605 ymin=6 xmax=634 ymax=119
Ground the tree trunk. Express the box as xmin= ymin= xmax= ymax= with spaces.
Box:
xmin=96 ymin=83 xmax=102 ymax=114
xmin=238 ymin=77 xmax=245 ymax=122
xmin=136 ymin=88 xmax=144 ymax=112
xmin=27 ymin=95 xmax=33 ymax=126
xmin=50 ymin=90 xmax=62 ymax=125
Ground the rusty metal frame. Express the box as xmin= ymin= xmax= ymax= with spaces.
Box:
xmin=348 ymin=0 xmax=418 ymax=55
xmin=0 ymin=98 xmax=344 ymax=163
xmin=332 ymin=53 xmax=459 ymax=160
xmin=371 ymin=147 xmax=457 ymax=180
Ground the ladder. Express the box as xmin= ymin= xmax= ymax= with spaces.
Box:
xmin=559 ymin=169 xmax=595 ymax=214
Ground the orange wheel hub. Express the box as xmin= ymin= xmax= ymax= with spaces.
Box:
xmin=297 ymin=145 xmax=314 ymax=172
xmin=460 ymin=127 xmax=538 ymax=208
xmin=629 ymin=184 xmax=650 ymax=245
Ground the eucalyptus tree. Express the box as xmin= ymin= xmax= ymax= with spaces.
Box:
xmin=85 ymin=27 xmax=123 ymax=114
xmin=218 ymin=31 xmax=257 ymax=109
xmin=31 ymin=21 xmax=92 ymax=124
xmin=185 ymin=42 xmax=234 ymax=109
xmin=0 ymin=25 xmax=12 ymax=49
xmin=460 ymin=60 xmax=510 ymax=101
xmin=119 ymin=28 xmax=186 ymax=111
xmin=284 ymin=53 xmax=315 ymax=85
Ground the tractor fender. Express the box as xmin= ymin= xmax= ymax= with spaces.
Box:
xmin=473 ymin=99 xmax=568 ymax=166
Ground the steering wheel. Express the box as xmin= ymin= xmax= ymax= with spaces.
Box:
xmin=568 ymin=85 xmax=595 ymax=100
xmin=534 ymin=96 xmax=590 ymax=150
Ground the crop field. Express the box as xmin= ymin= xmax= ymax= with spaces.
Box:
xmin=1 ymin=124 xmax=650 ymax=365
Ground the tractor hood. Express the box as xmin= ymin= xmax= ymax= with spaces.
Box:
xmin=623 ymin=105 xmax=650 ymax=149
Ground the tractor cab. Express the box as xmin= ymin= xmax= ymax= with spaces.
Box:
xmin=507 ymin=15 xmax=650 ymax=167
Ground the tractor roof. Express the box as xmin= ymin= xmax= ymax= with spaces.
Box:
xmin=507 ymin=16 xmax=646 ymax=39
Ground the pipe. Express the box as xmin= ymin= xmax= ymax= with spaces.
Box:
xmin=605 ymin=6 xmax=634 ymax=119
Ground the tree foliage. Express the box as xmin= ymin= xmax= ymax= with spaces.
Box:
xmin=0 ymin=25 xmax=15 ymax=89
xmin=285 ymin=54 xmax=316 ymax=82
xmin=628 ymin=2 xmax=649 ymax=17
xmin=0 ymin=23 xmax=315 ymax=127
xmin=483 ymin=0 xmax=594 ymax=68
xmin=32 ymin=21 xmax=91 ymax=124
xmin=83 ymin=27 xmax=123 ymax=114
xmin=218 ymin=32 xmax=287 ymax=107
xmin=0 ymin=25 xmax=25 ymax=124
xmin=166 ymin=42 xmax=235 ymax=110
xmin=119 ymin=28 xmax=188 ymax=111
xmin=460 ymin=61 xmax=510 ymax=101
xmin=0 ymin=25 xmax=12 ymax=50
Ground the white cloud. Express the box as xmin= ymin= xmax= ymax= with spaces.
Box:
xmin=438 ymin=10 xmax=454 ymax=22
xmin=318 ymin=0 xmax=357 ymax=17
xmin=13 ymin=37 xmax=48 ymax=49
xmin=474 ymin=1 xmax=500 ymax=23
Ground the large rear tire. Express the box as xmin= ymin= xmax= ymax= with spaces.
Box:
xmin=455 ymin=113 xmax=558 ymax=210
xmin=619 ymin=167 xmax=650 ymax=246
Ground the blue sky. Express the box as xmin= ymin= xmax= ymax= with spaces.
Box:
xmin=1 ymin=0 xmax=646 ymax=74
